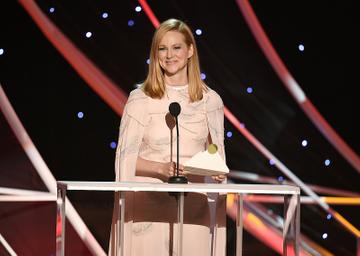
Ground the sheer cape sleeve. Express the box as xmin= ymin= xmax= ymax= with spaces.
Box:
xmin=114 ymin=88 xmax=149 ymax=181
xmin=205 ymin=89 xmax=226 ymax=162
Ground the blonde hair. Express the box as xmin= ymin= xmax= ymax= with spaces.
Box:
xmin=142 ymin=18 xmax=207 ymax=102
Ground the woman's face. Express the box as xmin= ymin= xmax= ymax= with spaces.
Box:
xmin=158 ymin=31 xmax=193 ymax=78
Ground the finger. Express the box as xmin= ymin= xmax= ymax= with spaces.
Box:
xmin=170 ymin=168 xmax=177 ymax=177
xmin=174 ymin=164 xmax=184 ymax=172
xmin=169 ymin=162 xmax=176 ymax=172
xmin=179 ymin=170 xmax=188 ymax=176
xmin=212 ymin=175 xmax=224 ymax=182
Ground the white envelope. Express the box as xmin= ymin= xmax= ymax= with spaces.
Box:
xmin=183 ymin=149 xmax=229 ymax=176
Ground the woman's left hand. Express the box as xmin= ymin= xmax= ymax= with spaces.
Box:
xmin=211 ymin=174 xmax=226 ymax=182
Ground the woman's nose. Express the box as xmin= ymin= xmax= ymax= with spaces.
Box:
xmin=166 ymin=49 xmax=173 ymax=58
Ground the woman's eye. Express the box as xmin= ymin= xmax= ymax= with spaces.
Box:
xmin=158 ymin=47 xmax=166 ymax=51
xmin=174 ymin=46 xmax=181 ymax=50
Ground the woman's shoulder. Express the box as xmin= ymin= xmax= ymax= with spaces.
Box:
xmin=204 ymin=87 xmax=223 ymax=111
xmin=126 ymin=87 xmax=149 ymax=106
xmin=124 ymin=87 xmax=149 ymax=123
xmin=128 ymin=87 xmax=147 ymax=101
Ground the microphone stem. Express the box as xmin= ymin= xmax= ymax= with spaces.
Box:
xmin=176 ymin=116 xmax=179 ymax=176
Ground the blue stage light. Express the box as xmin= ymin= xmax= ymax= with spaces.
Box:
xmin=226 ymin=131 xmax=232 ymax=138
xmin=110 ymin=142 xmax=117 ymax=149
xmin=102 ymin=12 xmax=109 ymax=19
xmin=298 ymin=44 xmax=304 ymax=51
xmin=324 ymin=159 xmax=331 ymax=166
xmin=77 ymin=112 xmax=84 ymax=119
xmin=246 ymin=87 xmax=253 ymax=94
xmin=195 ymin=29 xmax=202 ymax=36
xmin=135 ymin=6 xmax=142 ymax=12
xmin=49 ymin=7 xmax=55 ymax=13
xmin=128 ymin=20 xmax=135 ymax=26
xmin=200 ymin=73 xmax=206 ymax=80
xmin=85 ymin=32 xmax=92 ymax=38
xmin=0 ymin=48 xmax=4 ymax=55
xmin=301 ymin=139 xmax=308 ymax=147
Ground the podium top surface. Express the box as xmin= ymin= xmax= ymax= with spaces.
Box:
xmin=57 ymin=181 xmax=300 ymax=195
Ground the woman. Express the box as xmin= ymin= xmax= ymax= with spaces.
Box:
xmin=109 ymin=18 xmax=226 ymax=256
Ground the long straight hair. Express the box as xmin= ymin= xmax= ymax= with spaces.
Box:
xmin=142 ymin=19 xmax=207 ymax=102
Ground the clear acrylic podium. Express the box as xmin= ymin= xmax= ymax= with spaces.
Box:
xmin=56 ymin=181 xmax=300 ymax=256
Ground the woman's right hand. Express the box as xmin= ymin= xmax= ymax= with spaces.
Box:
xmin=158 ymin=161 xmax=187 ymax=181
xmin=136 ymin=157 xmax=187 ymax=182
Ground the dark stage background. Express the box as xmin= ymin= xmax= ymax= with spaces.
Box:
xmin=1 ymin=0 xmax=359 ymax=255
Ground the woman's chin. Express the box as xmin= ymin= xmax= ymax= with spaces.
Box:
xmin=164 ymin=69 xmax=179 ymax=76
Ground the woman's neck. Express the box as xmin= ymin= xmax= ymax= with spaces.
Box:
xmin=164 ymin=72 xmax=188 ymax=87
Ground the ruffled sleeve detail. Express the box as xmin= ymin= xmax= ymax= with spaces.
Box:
xmin=115 ymin=88 xmax=149 ymax=181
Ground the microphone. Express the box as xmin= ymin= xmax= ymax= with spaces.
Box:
xmin=169 ymin=102 xmax=181 ymax=117
xmin=165 ymin=112 xmax=175 ymax=164
xmin=168 ymin=102 xmax=188 ymax=184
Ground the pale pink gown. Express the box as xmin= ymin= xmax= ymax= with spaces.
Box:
xmin=109 ymin=85 xmax=226 ymax=256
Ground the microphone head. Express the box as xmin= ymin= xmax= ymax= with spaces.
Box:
xmin=169 ymin=102 xmax=181 ymax=117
